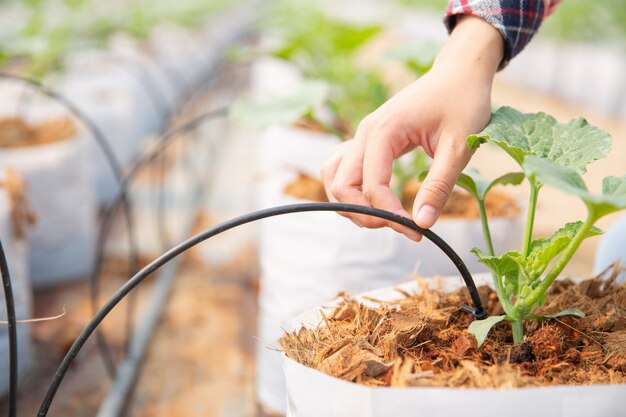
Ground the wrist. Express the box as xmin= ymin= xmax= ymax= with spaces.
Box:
xmin=433 ymin=15 xmax=504 ymax=83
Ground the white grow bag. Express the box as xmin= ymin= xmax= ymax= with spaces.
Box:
xmin=253 ymin=127 xmax=525 ymax=414
xmin=57 ymin=71 xmax=144 ymax=204
xmin=253 ymin=126 xmax=525 ymax=413
xmin=64 ymin=50 xmax=164 ymax=137
xmin=253 ymin=125 xmax=341 ymax=181
xmin=0 ymin=127 xmax=97 ymax=288
xmin=283 ymin=276 xmax=626 ymax=417
xmin=0 ymin=175 xmax=33 ymax=395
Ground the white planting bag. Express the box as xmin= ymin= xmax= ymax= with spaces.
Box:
xmin=0 ymin=175 xmax=33 ymax=395
xmin=253 ymin=126 xmax=341 ymax=180
xmin=255 ymin=171 xmax=524 ymax=414
xmin=109 ymin=36 xmax=180 ymax=112
xmin=148 ymin=25 xmax=204 ymax=95
xmin=0 ymin=128 xmax=97 ymax=288
xmin=64 ymin=50 xmax=163 ymax=136
xmin=57 ymin=71 xmax=144 ymax=204
xmin=253 ymin=123 xmax=524 ymax=413
xmin=283 ymin=276 xmax=626 ymax=417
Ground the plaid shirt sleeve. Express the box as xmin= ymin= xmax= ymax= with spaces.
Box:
xmin=445 ymin=0 xmax=562 ymax=68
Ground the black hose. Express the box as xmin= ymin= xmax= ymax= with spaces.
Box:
xmin=0 ymin=73 xmax=144 ymax=379
xmin=38 ymin=202 xmax=486 ymax=416
xmin=90 ymin=107 xmax=229 ymax=377
xmin=0 ymin=240 xmax=17 ymax=417
xmin=0 ymin=74 xmax=141 ymax=277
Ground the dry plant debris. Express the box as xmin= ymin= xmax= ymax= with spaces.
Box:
xmin=280 ymin=271 xmax=626 ymax=388
xmin=283 ymin=174 xmax=520 ymax=219
xmin=0 ymin=168 xmax=36 ymax=239
xmin=402 ymin=179 xmax=520 ymax=219
xmin=0 ymin=117 xmax=76 ymax=148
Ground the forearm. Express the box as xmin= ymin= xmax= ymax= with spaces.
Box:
xmin=445 ymin=0 xmax=560 ymax=68
xmin=434 ymin=15 xmax=504 ymax=84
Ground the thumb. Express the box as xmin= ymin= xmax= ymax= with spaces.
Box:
xmin=412 ymin=138 xmax=471 ymax=229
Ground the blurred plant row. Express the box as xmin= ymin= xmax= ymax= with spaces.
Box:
xmin=233 ymin=0 xmax=442 ymax=191
xmin=0 ymin=0 xmax=241 ymax=77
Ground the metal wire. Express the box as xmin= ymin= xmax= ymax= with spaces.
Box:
xmin=38 ymin=202 xmax=486 ymax=416
xmin=90 ymin=107 xmax=229 ymax=377
xmin=0 ymin=240 xmax=17 ymax=417
xmin=0 ymin=73 xmax=141 ymax=285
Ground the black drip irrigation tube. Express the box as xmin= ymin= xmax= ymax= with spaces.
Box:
xmin=0 ymin=73 xmax=141 ymax=279
xmin=90 ymin=107 xmax=229 ymax=378
xmin=90 ymin=46 xmax=247 ymax=377
xmin=0 ymin=73 xmax=144 ymax=386
xmin=104 ymin=56 xmax=173 ymax=132
xmin=151 ymin=60 xmax=245 ymax=253
xmin=0 ymin=241 xmax=18 ymax=417
xmin=38 ymin=202 xmax=487 ymax=417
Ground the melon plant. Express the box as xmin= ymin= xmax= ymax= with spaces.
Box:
xmin=462 ymin=107 xmax=625 ymax=346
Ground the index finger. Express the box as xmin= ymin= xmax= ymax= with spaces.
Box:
xmin=362 ymin=134 xmax=422 ymax=241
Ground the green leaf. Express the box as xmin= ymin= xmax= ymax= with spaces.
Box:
xmin=471 ymin=248 xmax=526 ymax=295
xmin=474 ymin=221 xmax=601 ymax=291
xmin=230 ymin=80 xmax=329 ymax=129
xmin=525 ymin=221 xmax=603 ymax=280
xmin=468 ymin=107 xmax=611 ymax=174
xmin=524 ymin=156 xmax=626 ymax=219
xmin=468 ymin=315 xmax=506 ymax=348
xmin=528 ymin=308 xmax=586 ymax=320
xmin=456 ymin=168 xmax=524 ymax=201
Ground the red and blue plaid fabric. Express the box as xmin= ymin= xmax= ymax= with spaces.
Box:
xmin=445 ymin=0 xmax=562 ymax=67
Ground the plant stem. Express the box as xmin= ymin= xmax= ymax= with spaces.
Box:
xmin=478 ymin=198 xmax=513 ymax=315
xmin=517 ymin=213 xmax=595 ymax=313
xmin=522 ymin=181 xmax=539 ymax=257
xmin=478 ymin=199 xmax=495 ymax=255
xmin=512 ymin=320 xmax=524 ymax=343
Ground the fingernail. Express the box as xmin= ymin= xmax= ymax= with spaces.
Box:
xmin=414 ymin=205 xmax=438 ymax=229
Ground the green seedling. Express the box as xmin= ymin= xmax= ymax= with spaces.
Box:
xmin=459 ymin=106 xmax=624 ymax=346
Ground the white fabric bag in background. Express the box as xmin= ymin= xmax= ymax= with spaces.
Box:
xmin=64 ymin=50 xmax=164 ymax=136
xmin=0 ymin=176 xmax=33 ymax=395
xmin=0 ymin=114 xmax=97 ymax=288
xmin=57 ymin=71 xmax=144 ymax=204
xmin=254 ymin=126 xmax=341 ymax=180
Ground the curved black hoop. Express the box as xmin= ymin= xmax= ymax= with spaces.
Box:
xmin=90 ymin=107 xmax=229 ymax=377
xmin=0 ymin=73 xmax=141 ymax=279
xmin=38 ymin=202 xmax=486 ymax=416
xmin=0 ymin=241 xmax=18 ymax=417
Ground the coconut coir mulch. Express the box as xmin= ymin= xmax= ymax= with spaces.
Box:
xmin=0 ymin=168 xmax=35 ymax=239
xmin=280 ymin=267 xmax=626 ymax=388
xmin=284 ymin=173 xmax=520 ymax=220
xmin=0 ymin=117 xmax=76 ymax=148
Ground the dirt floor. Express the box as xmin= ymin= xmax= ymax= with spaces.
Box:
xmin=127 ymin=251 xmax=258 ymax=417
xmin=1 ymin=251 xmax=259 ymax=417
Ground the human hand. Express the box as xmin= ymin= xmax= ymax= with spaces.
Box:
xmin=322 ymin=15 xmax=504 ymax=240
